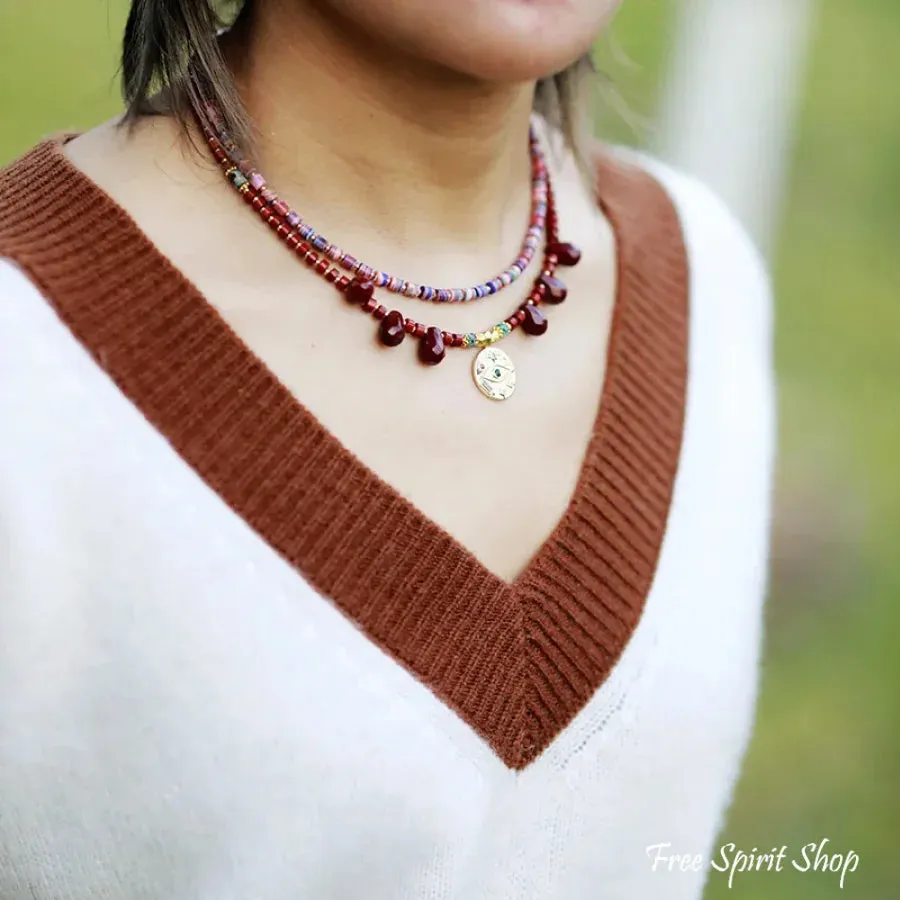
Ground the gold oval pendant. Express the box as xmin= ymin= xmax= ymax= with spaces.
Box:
xmin=472 ymin=346 xmax=516 ymax=401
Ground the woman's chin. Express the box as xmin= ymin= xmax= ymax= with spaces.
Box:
xmin=416 ymin=0 xmax=612 ymax=84
xmin=436 ymin=36 xmax=597 ymax=86
xmin=325 ymin=0 xmax=614 ymax=86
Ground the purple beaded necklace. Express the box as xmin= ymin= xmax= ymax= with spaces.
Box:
xmin=197 ymin=101 xmax=582 ymax=401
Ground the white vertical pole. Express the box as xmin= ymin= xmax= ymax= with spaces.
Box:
xmin=655 ymin=0 xmax=817 ymax=255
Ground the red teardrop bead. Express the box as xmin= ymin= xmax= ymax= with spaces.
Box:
xmin=379 ymin=310 xmax=406 ymax=347
xmin=539 ymin=274 xmax=568 ymax=303
xmin=521 ymin=303 xmax=548 ymax=336
xmin=346 ymin=279 xmax=375 ymax=305
xmin=548 ymin=241 xmax=582 ymax=267
xmin=418 ymin=326 xmax=446 ymax=365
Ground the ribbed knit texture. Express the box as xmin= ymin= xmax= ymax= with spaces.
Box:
xmin=0 ymin=140 xmax=688 ymax=769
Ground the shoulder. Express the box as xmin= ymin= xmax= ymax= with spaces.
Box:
xmin=595 ymin=147 xmax=777 ymax=479
xmin=0 ymin=258 xmax=66 ymax=381
xmin=0 ymin=257 xmax=48 ymax=322
xmin=609 ymin=148 xmax=773 ymax=352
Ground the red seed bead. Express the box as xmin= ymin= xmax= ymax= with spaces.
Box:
xmin=362 ymin=296 xmax=378 ymax=313
xmin=336 ymin=276 xmax=352 ymax=292
xmin=276 ymin=224 xmax=290 ymax=238
xmin=379 ymin=310 xmax=407 ymax=346
xmin=548 ymin=241 xmax=581 ymax=267
xmin=515 ymin=309 xmax=527 ymax=324
xmin=413 ymin=323 xmax=426 ymax=339
xmin=305 ymin=252 xmax=319 ymax=267
xmin=374 ymin=305 xmax=387 ymax=320
xmin=272 ymin=199 xmax=290 ymax=218
xmin=315 ymin=258 xmax=329 ymax=275
xmin=346 ymin=279 xmax=374 ymax=305
xmin=404 ymin=319 xmax=417 ymax=335
xmin=418 ymin=327 xmax=446 ymax=365
xmin=538 ymin=274 xmax=568 ymax=304
xmin=522 ymin=303 xmax=548 ymax=336
xmin=251 ymin=196 xmax=264 ymax=212
xmin=325 ymin=269 xmax=340 ymax=284
xmin=286 ymin=234 xmax=300 ymax=248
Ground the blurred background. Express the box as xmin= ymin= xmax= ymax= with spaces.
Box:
xmin=1 ymin=0 xmax=897 ymax=896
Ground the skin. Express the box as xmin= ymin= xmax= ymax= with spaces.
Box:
xmin=66 ymin=0 xmax=624 ymax=582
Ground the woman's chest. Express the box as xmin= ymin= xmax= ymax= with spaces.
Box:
xmin=0 ymin=380 xmax=766 ymax=900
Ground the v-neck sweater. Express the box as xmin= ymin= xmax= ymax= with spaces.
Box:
xmin=0 ymin=140 xmax=775 ymax=900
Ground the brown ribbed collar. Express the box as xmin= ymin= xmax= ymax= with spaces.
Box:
xmin=0 ymin=139 xmax=688 ymax=769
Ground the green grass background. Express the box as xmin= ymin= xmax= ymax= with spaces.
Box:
xmin=2 ymin=1 xmax=898 ymax=896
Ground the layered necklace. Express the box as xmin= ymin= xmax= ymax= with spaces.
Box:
xmin=197 ymin=101 xmax=581 ymax=401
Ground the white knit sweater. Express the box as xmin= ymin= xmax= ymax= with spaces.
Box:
xmin=0 ymin=144 xmax=774 ymax=899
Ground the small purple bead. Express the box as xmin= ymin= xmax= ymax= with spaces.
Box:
xmin=260 ymin=187 xmax=276 ymax=204
xmin=312 ymin=236 xmax=328 ymax=251
xmin=285 ymin=211 xmax=301 ymax=228
xmin=250 ymin=172 xmax=266 ymax=191
xmin=299 ymin=225 xmax=313 ymax=240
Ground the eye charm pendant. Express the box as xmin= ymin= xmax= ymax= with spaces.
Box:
xmin=473 ymin=346 xmax=517 ymax=401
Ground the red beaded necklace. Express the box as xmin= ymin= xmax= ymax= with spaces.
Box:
xmin=197 ymin=102 xmax=581 ymax=401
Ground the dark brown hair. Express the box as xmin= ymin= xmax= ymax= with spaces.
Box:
xmin=121 ymin=0 xmax=595 ymax=155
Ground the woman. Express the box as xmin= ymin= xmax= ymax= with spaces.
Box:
xmin=0 ymin=0 xmax=775 ymax=896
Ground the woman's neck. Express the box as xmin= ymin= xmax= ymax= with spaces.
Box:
xmin=222 ymin=0 xmax=538 ymax=250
